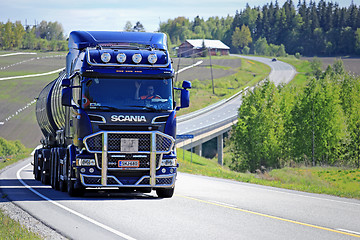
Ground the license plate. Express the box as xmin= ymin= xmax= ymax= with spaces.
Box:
xmin=121 ymin=138 xmax=138 ymax=152
xmin=118 ymin=160 xmax=140 ymax=168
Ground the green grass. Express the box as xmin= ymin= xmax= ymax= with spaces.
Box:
xmin=0 ymin=211 xmax=42 ymax=240
xmin=178 ymin=149 xmax=360 ymax=199
xmin=278 ymin=56 xmax=312 ymax=87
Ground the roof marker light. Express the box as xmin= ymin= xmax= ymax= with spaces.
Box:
xmin=101 ymin=53 xmax=111 ymax=63
xmin=132 ymin=53 xmax=142 ymax=64
xmin=148 ymin=53 xmax=157 ymax=64
xmin=116 ymin=53 xmax=126 ymax=63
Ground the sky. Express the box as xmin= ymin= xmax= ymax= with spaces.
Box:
xmin=1 ymin=0 xmax=360 ymax=37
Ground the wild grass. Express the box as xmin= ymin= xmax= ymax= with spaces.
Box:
xmin=0 ymin=211 xmax=42 ymax=240
xmin=278 ymin=56 xmax=312 ymax=87
xmin=178 ymin=149 xmax=360 ymax=199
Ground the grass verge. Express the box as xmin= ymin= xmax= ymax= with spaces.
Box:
xmin=177 ymin=149 xmax=360 ymax=199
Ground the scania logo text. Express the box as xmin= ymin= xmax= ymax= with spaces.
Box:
xmin=111 ymin=115 xmax=147 ymax=122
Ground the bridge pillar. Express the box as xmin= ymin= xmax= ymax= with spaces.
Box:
xmin=217 ymin=134 xmax=223 ymax=166
xmin=194 ymin=144 xmax=202 ymax=157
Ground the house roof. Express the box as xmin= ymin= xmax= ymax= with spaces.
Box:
xmin=186 ymin=39 xmax=230 ymax=50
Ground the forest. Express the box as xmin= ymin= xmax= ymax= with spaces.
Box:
xmin=0 ymin=20 xmax=67 ymax=51
xmin=160 ymin=0 xmax=360 ymax=56
xmin=1 ymin=0 xmax=360 ymax=56
xmin=230 ymin=60 xmax=360 ymax=172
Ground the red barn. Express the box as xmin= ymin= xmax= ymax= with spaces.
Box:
xmin=177 ymin=39 xmax=230 ymax=57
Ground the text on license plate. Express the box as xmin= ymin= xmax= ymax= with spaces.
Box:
xmin=118 ymin=160 xmax=140 ymax=168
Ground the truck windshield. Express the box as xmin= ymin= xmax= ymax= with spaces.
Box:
xmin=81 ymin=78 xmax=173 ymax=111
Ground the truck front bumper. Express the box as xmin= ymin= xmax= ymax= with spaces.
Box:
xmin=79 ymin=172 xmax=176 ymax=188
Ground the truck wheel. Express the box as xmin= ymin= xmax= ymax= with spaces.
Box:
xmin=41 ymin=150 xmax=50 ymax=185
xmin=33 ymin=150 xmax=41 ymax=181
xmin=59 ymin=149 xmax=67 ymax=192
xmin=53 ymin=149 xmax=60 ymax=190
xmin=67 ymin=154 xmax=84 ymax=197
xmin=50 ymin=149 xmax=55 ymax=189
xmin=156 ymin=188 xmax=174 ymax=198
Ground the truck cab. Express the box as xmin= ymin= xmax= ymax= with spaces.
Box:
xmin=34 ymin=31 xmax=191 ymax=198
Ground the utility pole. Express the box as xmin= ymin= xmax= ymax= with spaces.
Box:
xmin=208 ymin=48 xmax=215 ymax=94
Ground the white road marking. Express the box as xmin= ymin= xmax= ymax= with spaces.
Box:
xmin=17 ymin=163 xmax=137 ymax=240
xmin=0 ymin=52 xmax=37 ymax=57
xmin=0 ymin=68 xmax=64 ymax=81
xmin=336 ymin=229 xmax=360 ymax=236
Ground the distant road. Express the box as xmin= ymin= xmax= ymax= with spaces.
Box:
xmin=178 ymin=54 xmax=297 ymax=136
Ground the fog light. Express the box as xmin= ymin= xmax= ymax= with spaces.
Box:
xmin=161 ymin=168 xmax=166 ymax=174
xmin=170 ymin=168 xmax=174 ymax=173
xmin=80 ymin=168 xmax=86 ymax=173
xmin=89 ymin=168 xmax=94 ymax=173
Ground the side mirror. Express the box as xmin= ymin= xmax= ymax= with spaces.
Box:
xmin=62 ymin=78 xmax=71 ymax=87
xmin=62 ymin=88 xmax=72 ymax=106
xmin=180 ymin=89 xmax=190 ymax=108
xmin=182 ymin=80 xmax=192 ymax=89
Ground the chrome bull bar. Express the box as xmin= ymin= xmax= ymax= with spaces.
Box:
xmin=83 ymin=131 xmax=175 ymax=187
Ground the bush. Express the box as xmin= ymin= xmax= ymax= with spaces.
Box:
xmin=0 ymin=137 xmax=26 ymax=157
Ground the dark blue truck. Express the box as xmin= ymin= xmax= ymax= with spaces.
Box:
xmin=34 ymin=31 xmax=191 ymax=198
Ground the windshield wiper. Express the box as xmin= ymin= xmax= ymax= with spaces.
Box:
xmin=90 ymin=106 xmax=123 ymax=111
xmin=128 ymin=105 xmax=160 ymax=111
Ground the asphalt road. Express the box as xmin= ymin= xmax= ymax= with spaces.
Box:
xmin=1 ymin=158 xmax=360 ymax=240
xmin=1 ymin=56 xmax=360 ymax=239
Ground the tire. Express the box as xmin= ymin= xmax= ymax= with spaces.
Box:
xmin=67 ymin=152 xmax=84 ymax=197
xmin=33 ymin=150 xmax=41 ymax=181
xmin=53 ymin=148 xmax=60 ymax=190
xmin=156 ymin=188 xmax=174 ymax=198
xmin=41 ymin=149 xmax=50 ymax=185
xmin=59 ymin=149 xmax=67 ymax=192
xmin=50 ymin=149 xmax=55 ymax=189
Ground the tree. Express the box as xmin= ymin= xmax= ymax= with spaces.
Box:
xmin=253 ymin=37 xmax=269 ymax=55
xmin=133 ymin=21 xmax=145 ymax=32
xmin=231 ymin=25 xmax=252 ymax=52
xmin=355 ymin=28 xmax=360 ymax=54
xmin=124 ymin=21 xmax=133 ymax=32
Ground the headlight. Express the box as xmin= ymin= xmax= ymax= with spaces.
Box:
xmin=147 ymin=53 xmax=157 ymax=64
xmin=116 ymin=53 xmax=126 ymax=63
xmin=76 ymin=158 xmax=96 ymax=166
xmin=132 ymin=53 xmax=142 ymax=64
xmin=161 ymin=159 xmax=177 ymax=167
xmin=101 ymin=52 xmax=111 ymax=63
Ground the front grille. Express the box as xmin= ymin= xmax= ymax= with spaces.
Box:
xmin=84 ymin=131 xmax=174 ymax=153
xmin=81 ymin=175 xmax=174 ymax=186
xmin=96 ymin=153 xmax=162 ymax=170
xmin=138 ymin=176 xmax=174 ymax=186
xmin=83 ymin=176 xmax=119 ymax=185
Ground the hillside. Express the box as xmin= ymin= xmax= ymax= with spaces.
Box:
xmin=0 ymin=52 xmax=251 ymax=148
